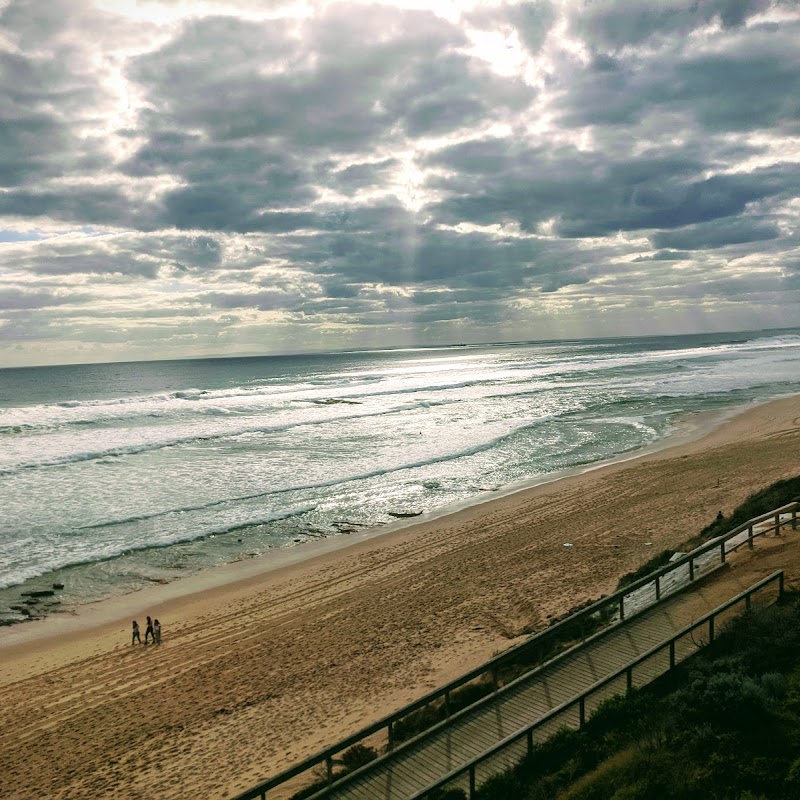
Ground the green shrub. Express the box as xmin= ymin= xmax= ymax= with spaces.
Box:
xmin=473 ymin=771 xmax=527 ymax=800
xmin=338 ymin=743 xmax=377 ymax=772
xmin=427 ymin=789 xmax=467 ymax=800
xmin=686 ymin=477 xmax=800 ymax=549
xmin=288 ymin=744 xmax=377 ymax=798
xmin=392 ymin=678 xmax=495 ymax=744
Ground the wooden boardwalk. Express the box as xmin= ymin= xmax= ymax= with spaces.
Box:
xmin=236 ymin=507 xmax=795 ymax=800
xmin=315 ymin=574 xmax=762 ymax=800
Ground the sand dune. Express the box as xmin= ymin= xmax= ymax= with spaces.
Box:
xmin=1 ymin=396 xmax=799 ymax=800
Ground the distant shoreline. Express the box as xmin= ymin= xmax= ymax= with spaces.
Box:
xmin=3 ymin=324 xmax=798 ymax=371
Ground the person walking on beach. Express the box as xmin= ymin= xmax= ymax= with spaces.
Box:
xmin=144 ymin=615 xmax=155 ymax=645
xmin=153 ymin=618 xmax=161 ymax=645
xmin=132 ymin=620 xmax=141 ymax=646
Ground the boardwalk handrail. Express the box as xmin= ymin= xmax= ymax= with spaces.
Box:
xmin=302 ymin=559 xmax=732 ymax=800
xmin=234 ymin=502 xmax=798 ymax=800
xmin=411 ymin=569 xmax=786 ymax=799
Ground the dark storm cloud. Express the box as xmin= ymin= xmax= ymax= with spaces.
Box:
xmin=199 ymin=289 xmax=305 ymax=312
xmin=510 ymin=0 xmax=556 ymax=53
xmin=4 ymin=233 xmax=233 ymax=278
xmin=559 ymin=18 xmax=800 ymax=134
xmin=160 ymin=5 xmax=525 ymax=143
xmin=0 ymin=0 xmax=122 ymax=195
xmin=0 ymin=45 xmax=107 ymax=189
xmin=160 ymin=185 xmax=320 ymax=233
xmin=322 ymin=281 xmax=361 ymax=299
xmin=17 ymin=248 xmax=160 ymax=278
xmin=280 ymin=216 xmax=602 ymax=299
xmin=323 ymin=159 xmax=399 ymax=195
xmin=124 ymin=6 xmax=533 ymax=232
xmin=426 ymin=137 xmax=799 ymax=238
xmin=0 ymin=186 xmax=148 ymax=227
xmin=129 ymin=234 xmax=224 ymax=270
xmin=651 ymin=218 xmax=782 ymax=250
xmin=0 ymin=1 xmax=151 ymax=231
xmin=569 ymin=0 xmax=776 ymax=52
xmin=0 ymin=287 xmax=91 ymax=310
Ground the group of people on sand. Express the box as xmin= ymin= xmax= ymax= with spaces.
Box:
xmin=131 ymin=615 xmax=161 ymax=646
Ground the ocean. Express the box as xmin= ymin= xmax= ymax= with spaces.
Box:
xmin=2 ymin=328 xmax=800 ymax=625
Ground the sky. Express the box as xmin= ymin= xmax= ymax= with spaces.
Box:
xmin=0 ymin=0 xmax=799 ymax=367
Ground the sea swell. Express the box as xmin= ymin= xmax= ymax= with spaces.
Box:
xmin=3 ymin=329 xmax=800 ymax=617
xmin=0 ymin=396 xmax=459 ymax=475
xmin=0 ymin=505 xmax=317 ymax=590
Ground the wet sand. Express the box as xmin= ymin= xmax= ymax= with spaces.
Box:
xmin=1 ymin=395 xmax=799 ymax=799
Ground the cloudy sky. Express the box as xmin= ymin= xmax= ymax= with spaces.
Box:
xmin=1 ymin=0 xmax=798 ymax=367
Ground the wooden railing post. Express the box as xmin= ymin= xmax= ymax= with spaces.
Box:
xmin=619 ymin=595 xmax=625 ymax=620
xmin=689 ymin=557 xmax=695 ymax=581
xmin=326 ymin=755 xmax=334 ymax=784
xmin=626 ymin=666 xmax=633 ymax=690
xmin=745 ymin=592 xmax=752 ymax=612
xmin=748 ymin=524 xmax=754 ymax=548
xmin=776 ymin=513 xmax=782 ymax=535
xmin=527 ymin=728 xmax=534 ymax=755
xmin=579 ymin=696 xmax=586 ymax=727
xmin=469 ymin=765 xmax=476 ymax=799
xmin=720 ymin=541 xmax=726 ymax=563
xmin=444 ymin=689 xmax=451 ymax=718
xmin=780 ymin=572 xmax=785 ymax=597
xmin=388 ymin=720 xmax=394 ymax=751
xmin=669 ymin=641 xmax=675 ymax=669
xmin=792 ymin=507 xmax=797 ymax=531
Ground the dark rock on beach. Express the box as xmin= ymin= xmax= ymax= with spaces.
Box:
xmin=21 ymin=589 xmax=56 ymax=598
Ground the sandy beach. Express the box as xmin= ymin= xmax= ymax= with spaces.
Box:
xmin=2 ymin=395 xmax=800 ymax=800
